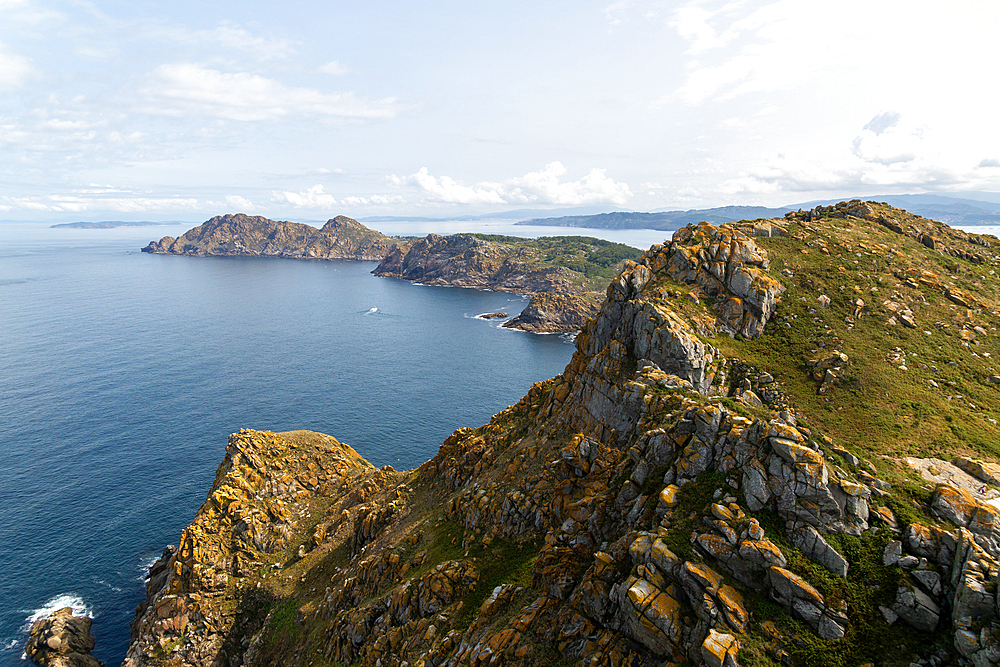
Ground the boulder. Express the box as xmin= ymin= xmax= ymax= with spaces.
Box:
xmin=788 ymin=524 xmax=848 ymax=577
xmin=25 ymin=608 xmax=103 ymax=667
xmin=892 ymin=583 xmax=940 ymax=632
xmin=701 ymin=629 xmax=740 ymax=667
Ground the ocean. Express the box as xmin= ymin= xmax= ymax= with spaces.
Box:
xmin=0 ymin=219 xmax=671 ymax=666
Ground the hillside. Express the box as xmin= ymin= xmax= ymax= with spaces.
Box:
xmin=117 ymin=201 xmax=1000 ymax=667
xmin=141 ymin=214 xmax=403 ymax=261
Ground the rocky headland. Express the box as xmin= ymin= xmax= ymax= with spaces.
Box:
xmin=116 ymin=200 xmax=1000 ymax=667
xmin=141 ymin=214 xmax=402 ymax=261
xmin=142 ymin=218 xmax=642 ymax=333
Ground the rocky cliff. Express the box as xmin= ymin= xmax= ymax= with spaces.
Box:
xmin=123 ymin=202 xmax=1000 ymax=667
xmin=141 ymin=214 xmax=402 ymax=261
xmin=501 ymin=293 xmax=601 ymax=333
xmin=374 ymin=233 xmax=642 ymax=333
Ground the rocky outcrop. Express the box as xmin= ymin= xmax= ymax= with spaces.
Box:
xmin=502 ymin=293 xmax=600 ymax=333
xmin=141 ymin=214 xmax=402 ymax=261
xmin=26 ymin=608 xmax=102 ymax=667
xmin=122 ymin=429 xmax=388 ymax=667
xmin=654 ymin=222 xmax=783 ymax=338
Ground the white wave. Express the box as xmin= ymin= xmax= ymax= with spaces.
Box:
xmin=137 ymin=551 xmax=164 ymax=580
xmin=21 ymin=594 xmax=93 ymax=632
xmin=1 ymin=638 xmax=17 ymax=651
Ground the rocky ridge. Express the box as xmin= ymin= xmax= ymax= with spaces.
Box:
xmin=122 ymin=203 xmax=1000 ymax=667
xmin=141 ymin=214 xmax=402 ymax=261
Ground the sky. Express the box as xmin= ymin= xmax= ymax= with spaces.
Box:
xmin=1 ymin=0 xmax=999 ymax=220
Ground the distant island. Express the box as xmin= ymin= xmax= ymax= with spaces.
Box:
xmin=518 ymin=205 xmax=793 ymax=230
xmin=142 ymin=215 xmax=642 ymax=332
xmin=51 ymin=221 xmax=181 ymax=229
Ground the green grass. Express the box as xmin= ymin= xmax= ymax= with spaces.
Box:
xmin=264 ymin=598 xmax=300 ymax=647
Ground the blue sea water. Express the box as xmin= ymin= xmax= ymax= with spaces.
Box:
xmin=0 ymin=220 xmax=669 ymax=666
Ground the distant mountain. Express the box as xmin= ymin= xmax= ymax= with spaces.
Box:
xmin=359 ymin=205 xmax=621 ymax=224
xmin=50 ymin=221 xmax=179 ymax=229
xmin=518 ymin=194 xmax=1000 ymax=230
xmin=517 ymin=205 xmax=793 ymax=230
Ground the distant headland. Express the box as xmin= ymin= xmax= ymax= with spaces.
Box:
xmin=51 ymin=221 xmax=180 ymax=229
xmin=142 ymin=214 xmax=643 ymax=333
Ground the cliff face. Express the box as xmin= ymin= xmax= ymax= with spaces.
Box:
xmin=125 ymin=204 xmax=1000 ymax=667
xmin=374 ymin=233 xmax=644 ymax=333
xmin=141 ymin=214 xmax=402 ymax=261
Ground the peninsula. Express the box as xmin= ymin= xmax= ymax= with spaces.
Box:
xmin=118 ymin=200 xmax=1000 ymax=667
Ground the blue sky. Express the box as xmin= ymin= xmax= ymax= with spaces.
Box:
xmin=1 ymin=0 xmax=998 ymax=220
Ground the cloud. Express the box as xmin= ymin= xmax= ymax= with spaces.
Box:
xmin=137 ymin=64 xmax=399 ymax=121
xmin=273 ymin=185 xmax=337 ymax=208
xmin=318 ymin=61 xmax=349 ymax=75
xmin=225 ymin=194 xmax=255 ymax=210
xmin=342 ymin=194 xmax=404 ymax=206
xmin=390 ymin=162 xmax=632 ymax=206
xmin=863 ymin=111 xmax=902 ymax=136
xmin=851 ymin=112 xmax=920 ymax=166
xmin=206 ymin=22 xmax=296 ymax=59
xmin=978 ymin=158 xmax=1000 ymax=169
xmin=0 ymin=193 xmax=202 ymax=212
xmin=0 ymin=42 xmax=34 ymax=90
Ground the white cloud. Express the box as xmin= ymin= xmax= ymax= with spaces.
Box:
xmin=851 ymin=112 xmax=922 ymax=166
xmin=0 ymin=41 xmax=34 ymax=90
xmin=341 ymin=194 xmax=404 ymax=206
xmin=206 ymin=22 xmax=296 ymax=59
xmin=318 ymin=60 xmax=349 ymax=75
xmin=137 ymin=64 xmax=399 ymax=121
xmin=273 ymin=185 xmax=337 ymax=208
xmin=979 ymin=159 xmax=1000 ymax=169
xmin=0 ymin=0 xmax=63 ymax=24
xmin=390 ymin=162 xmax=632 ymax=206
xmin=0 ymin=193 xmax=202 ymax=212
xmin=225 ymin=194 xmax=255 ymax=210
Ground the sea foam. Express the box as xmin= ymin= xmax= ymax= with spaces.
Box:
xmin=21 ymin=594 xmax=93 ymax=632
